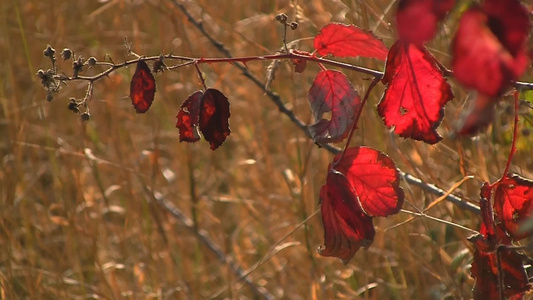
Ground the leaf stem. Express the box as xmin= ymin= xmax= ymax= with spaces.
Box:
xmin=334 ymin=76 xmax=381 ymax=166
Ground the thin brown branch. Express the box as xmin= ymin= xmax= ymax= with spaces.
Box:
xmin=170 ymin=0 xmax=481 ymax=214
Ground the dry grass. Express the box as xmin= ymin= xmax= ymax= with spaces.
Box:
xmin=1 ymin=0 xmax=532 ymax=299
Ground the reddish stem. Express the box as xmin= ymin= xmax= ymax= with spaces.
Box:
xmin=499 ymin=91 xmax=520 ymax=181
xmin=194 ymin=62 xmax=208 ymax=90
xmin=333 ymin=76 xmax=381 ymax=167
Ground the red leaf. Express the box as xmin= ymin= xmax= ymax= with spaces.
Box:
xmin=307 ymin=70 xmax=361 ymax=143
xmin=469 ymin=180 xmax=532 ymax=299
xmin=334 ymin=147 xmax=404 ymax=217
xmin=130 ymin=61 xmax=156 ymax=113
xmin=452 ymin=2 xmax=530 ymax=97
xmin=313 ymin=23 xmax=388 ymax=61
xmin=176 ymin=91 xmax=203 ymax=143
xmin=199 ymin=89 xmax=231 ymax=150
xmin=318 ymin=171 xmax=375 ymax=264
xmin=318 ymin=147 xmax=404 ymax=263
xmin=175 ymin=89 xmax=231 ymax=150
xmin=378 ymin=41 xmax=453 ymax=144
xmin=494 ymin=174 xmax=533 ymax=240
xmin=471 ymin=246 xmax=530 ymax=300
xmin=396 ymin=0 xmax=456 ymax=44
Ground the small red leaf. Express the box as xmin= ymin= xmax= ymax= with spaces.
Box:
xmin=379 ymin=41 xmax=453 ymax=144
xmin=494 ymin=174 xmax=533 ymax=240
xmin=130 ymin=61 xmax=156 ymax=113
xmin=452 ymin=2 xmax=530 ymax=97
xmin=313 ymin=23 xmax=388 ymax=61
xmin=199 ymin=89 xmax=231 ymax=150
xmin=308 ymin=70 xmax=361 ymax=143
xmin=396 ymin=0 xmax=456 ymax=44
xmin=318 ymin=171 xmax=375 ymax=264
xmin=318 ymin=147 xmax=404 ymax=263
xmin=176 ymin=91 xmax=203 ymax=143
xmin=334 ymin=147 xmax=405 ymax=217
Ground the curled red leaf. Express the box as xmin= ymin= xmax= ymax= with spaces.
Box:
xmin=308 ymin=70 xmax=361 ymax=143
xmin=379 ymin=41 xmax=453 ymax=144
xmin=175 ymin=89 xmax=231 ymax=150
xmin=396 ymin=0 xmax=456 ymax=44
xmin=130 ymin=60 xmax=156 ymax=113
xmin=494 ymin=173 xmax=533 ymax=240
xmin=313 ymin=23 xmax=388 ymax=61
xmin=318 ymin=147 xmax=404 ymax=263
xmin=176 ymin=91 xmax=203 ymax=143
xmin=452 ymin=1 xmax=530 ymax=97
xmin=319 ymin=171 xmax=375 ymax=264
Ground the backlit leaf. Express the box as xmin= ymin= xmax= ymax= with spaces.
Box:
xmin=469 ymin=182 xmax=532 ymax=300
xmin=471 ymin=245 xmax=530 ymax=300
xmin=318 ymin=171 xmax=375 ymax=264
xmin=313 ymin=23 xmax=388 ymax=61
xmin=198 ymin=89 xmax=231 ymax=150
xmin=494 ymin=173 xmax=533 ymax=240
xmin=308 ymin=70 xmax=361 ymax=143
xmin=396 ymin=0 xmax=456 ymax=44
xmin=379 ymin=41 xmax=453 ymax=144
xmin=452 ymin=2 xmax=530 ymax=97
xmin=318 ymin=147 xmax=404 ymax=263
xmin=130 ymin=61 xmax=156 ymax=113
xmin=334 ymin=147 xmax=405 ymax=217
xmin=176 ymin=91 xmax=203 ymax=143
xmin=175 ymin=89 xmax=231 ymax=150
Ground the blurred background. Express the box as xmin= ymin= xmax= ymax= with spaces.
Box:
xmin=1 ymin=0 xmax=532 ymax=299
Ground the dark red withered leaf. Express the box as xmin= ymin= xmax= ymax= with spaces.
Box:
xmin=318 ymin=147 xmax=404 ymax=263
xmin=471 ymin=246 xmax=530 ymax=300
xmin=379 ymin=41 xmax=453 ymax=144
xmin=198 ymin=89 xmax=231 ymax=150
xmin=176 ymin=91 xmax=203 ymax=143
xmin=469 ymin=181 xmax=531 ymax=300
xmin=494 ymin=173 xmax=533 ymax=240
xmin=130 ymin=60 xmax=156 ymax=113
xmin=396 ymin=0 xmax=456 ymax=44
xmin=308 ymin=70 xmax=361 ymax=143
xmin=313 ymin=23 xmax=388 ymax=61
xmin=452 ymin=2 xmax=530 ymax=97
xmin=318 ymin=171 xmax=375 ymax=264
xmin=334 ymin=147 xmax=404 ymax=217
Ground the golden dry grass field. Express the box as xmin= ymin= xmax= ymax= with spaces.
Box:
xmin=1 ymin=0 xmax=532 ymax=299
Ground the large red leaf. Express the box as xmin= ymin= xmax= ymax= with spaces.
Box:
xmin=494 ymin=174 xmax=533 ymax=240
xmin=396 ymin=0 xmax=456 ymax=44
xmin=176 ymin=91 xmax=203 ymax=143
xmin=334 ymin=147 xmax=405 ymax=217
xmin=175 ymin=89 xmax=231 ymax=150
xmin=452 ymin=2 xmax=530 ymax=97
xmin=378 ymin=41 xmax=453 ymax=144
xmin=199 ymin=89 xmax=231 ymax=150
xmin=130 ymin=60 xmax=156 ymax=113
xmin=307 ymin=70 xmax=361 ymax=143
xmin=313 ymin=23 xmax=388 ymax=61
xmin=318 ymin=147 xmax=404 ymax=263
